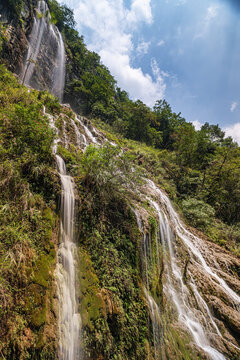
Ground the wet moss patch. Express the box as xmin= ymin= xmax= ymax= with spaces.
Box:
xmin=78 ymin=250 xmax=106 ymax=330
xmin=32 ymin=251 xmax=56 ymax=289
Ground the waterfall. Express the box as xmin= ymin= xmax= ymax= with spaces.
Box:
xmin=68 ymin=113 xmax=239 ymax=359
xmin=132 ymin=208 xmax=162 ymax=360
xmin=47 ymin=112 xmax=82 ymax=360
xmin=44 ymin=104 xmax=239 ymax=359
xmin=51 ymin=27 xmax=66 ymax=100
xmin=144 ymin=179 xmax=240 ymax=360
xmin=147 ymin=179 xmax=240 ymax=306
xmin=132 ymin=174 xmax=240 ymax=360
xmin=20 ymin=0 xmax=65 ymax=101
xmin=75 ymin=115 xmax=99 ymax=145
xmin=72 ymin=117 xmax=87 ymax=150
xmin=151 ymin=200 xmax=225 ymax=360
xmin=56 ymin=156 xmax=81 ymax=360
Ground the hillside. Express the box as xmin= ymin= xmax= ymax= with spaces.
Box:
xmin=0 ymin=1 xmax=240 ymax=360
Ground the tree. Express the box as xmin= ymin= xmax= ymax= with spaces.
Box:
xmin=182 ymin=198 xmax=215 ymax=230
xmin=78 ymin=143 xmax=142 ymax=201
xmin=153 ymin=100 xmax=185 ymax=149
xmin=200 ymin=122 xmax=225 ymax=144
xmin=48 ymin=0 xmax=76 ymax=31
xmin=126 ymin=100 xmax=161 ymax=146
xmin=173 ymin=122 xmax=197 ymax=167
xmin=204 ymin=143 xmax=240 ymax=223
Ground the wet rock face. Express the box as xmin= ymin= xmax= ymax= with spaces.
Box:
xmin=191 ymin=246 xmax=240 ymax=330
xmin=29 ymin=29 xmax=59 ymax=91
xmin=1 ymin=0 xmax=65 ymax=100
xmin=0 ymin=0 xmax=36 ymax=73
xmin=175 ymin=236 xmax=240 ymax=358
xmin=19 ymin=1 xmax=66 ymax=100
xmin=140 ymin=181 xmax=240 ymax=360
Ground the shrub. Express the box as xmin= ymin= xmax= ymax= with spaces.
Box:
xmin=181 ymin=198 xmax=215 ymax=230
xmin=79 ymin=143 xmax=143 ymax=201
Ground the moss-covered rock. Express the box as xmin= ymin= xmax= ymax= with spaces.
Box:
xmin=32 ymin=251 xmax=56 ymax=288
xmin=78 ymin=250 xmax=106 ymax=330
xmin=30 ymin=300 xmax=47 ymax=328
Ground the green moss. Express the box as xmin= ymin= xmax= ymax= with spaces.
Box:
xmin=0 ymin=65 xmax=58 ymax=358
xmin=166 ymin=325 xmax=201 ymax=360
xmin=78 ymin=250 xmax=105 ymax=330
xmin=32 ymin=252 xmax=55 ymax=288
xmin=42 ymin=207 xmax=56 ymax=228
xmin=30 ymin=301 xmax=47 ymax=328
xmin=25 ymin=285 xmax=49 ymax=329
xmin=57 ymin=144 xmax=78 ymax=169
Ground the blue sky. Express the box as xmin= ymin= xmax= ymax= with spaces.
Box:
xmin=63 ymin=0 xmax=240 ymax=142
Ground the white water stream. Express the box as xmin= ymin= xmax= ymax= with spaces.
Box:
xmin=151 ymin=199 xmax=225 ymax=360
xmin=138 ymin=179 xmax=240 ymax=360
xmin=147 ymin=179 xmax=240 ymax=307
xmin=67 ymin=113 xmax=240 ymax=360
xmin=47 ymin=112 xmax=82 ymax=360
xmin=51 ymin=27 xmax=66 ymax=100
xmin=75 ymin=115 xmax=99 ymax=145
xmin=56 ymin=156 xmax=81 ymax=360
xmin=20 ymin=0 xmax=240 ymax=356
xmin=20 ymin=0 xmax=65 ymax=101
xmin=71 ymin=117 xmax=87 ymax=150
xmin=132 ymin=208 xmax=162 ymax=359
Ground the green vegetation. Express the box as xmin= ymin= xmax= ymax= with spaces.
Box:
xmin=48 ymin=0 xmax=76 ymax=30
xmin=73 ymin=144 xmax=150 ymax=358
xmin=0 ymin=65 xmax=61 ymax=359
xmin=46 ymin=0 xmax=240 ymax=255
xmin=77 ymin=189 xmax=150 ymax=359
xmin=0 ymin=1 xmax=240 ymax=359
xmin=118 ymin=136 xmax=240 ymax=254
xmin=0 ymin=63 xmax=155 ymax=359
xmin=1 ymin=0 xmax=25 ymax=18
xmin=78 ymin=143 xmax=143 ymax=201
xmin=181 ymin=198 xmax=215 ymax=230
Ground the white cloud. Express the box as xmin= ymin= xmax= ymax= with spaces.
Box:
xmin=151 ymin=59 xmax=169 ymax=79
xmin=205 ymin=5 xmax=219 ymax=22
xmin=99 ymin=51 xmax=165 ymax=105
xmin=230 ymin=101 xmax=238 ymax=112
xmin=224 ymin=123 xmax=240 ymax=144
xmin=64 ymin=0 xmax=166 ymax=106
xmin=136 ymin=40 xmax=151 ymax=56
xmin=157 ymin=39 xmax=165 ymax=46
xmin=126 ymin=0 xmax=153 ymax=26
xmin=192 ymin=119 xmax=203 ymax=130
xmin=194 ymin=4 xmax=219 ymax=39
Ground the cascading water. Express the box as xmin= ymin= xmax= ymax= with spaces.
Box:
xmin=144 ymin=179 xmax=240 ymax=360
xmin=72 ymin=117 xmax=87 ymax=150
xmin=150 ymin=200 xmax=225 ymax=360
xmin=67 ymin=112 xmax=240 ymax=359
xmin=47 ymin=112 xmax=82 ymax=360
xmin=45 ymin=103 xmax=239 ymax=359
xmin=51 ymin=27 xmax=66 ymax=100
xmin=56 ymin=156 xmax=81 ymax=360
xmin=75 ymin=115 xmax=99 ymax=145
xmin=147 ymin=179 xmax=240 ymax=307
xmin=132 ymin=208 xmax=162 ymax=360
xmin=20 ymin=0 xmax=65 ymax=101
